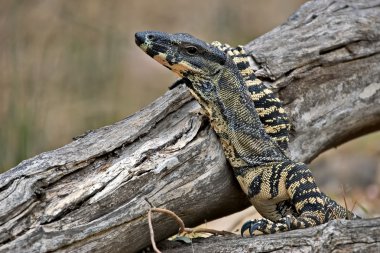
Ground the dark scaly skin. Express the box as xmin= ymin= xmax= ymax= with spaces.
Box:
xmin=211 ymin=42 xmax=290 ymax=151
xmin=172 ymin=42 xmax=291 ymax=151
xmin=135 ymin=31 xmax=360 ymax=235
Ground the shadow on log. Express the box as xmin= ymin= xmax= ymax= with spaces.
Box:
xmin=1 ymin=0 xmax=380 ymax=252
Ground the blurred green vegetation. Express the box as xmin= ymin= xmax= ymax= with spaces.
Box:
xmin=0 ymin=0 xmax=308 ymax=171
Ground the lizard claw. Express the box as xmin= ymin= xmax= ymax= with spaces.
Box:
xmin=241 ymin=220 xmax=260 ymax=237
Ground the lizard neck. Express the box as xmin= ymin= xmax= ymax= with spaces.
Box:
xmin=189 ymin=64 xmax=288 ymax=168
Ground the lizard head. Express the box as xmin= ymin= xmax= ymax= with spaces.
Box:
xmin=135 ymin=31 xmax=228 ymax=91
xmin=135 ymin=31 xmax=250 ymax=122
xmin=135 ymin=31 xmax=238 ymax=110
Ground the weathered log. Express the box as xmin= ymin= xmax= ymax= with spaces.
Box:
xmin=0 ymin=0 xmax=379 ymax=252
xmin=157 ymin=217 xmax=380 ymax=253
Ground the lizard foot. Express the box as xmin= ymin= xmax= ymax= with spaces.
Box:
xmin=241 ymin=216 xmax=292 ymax=237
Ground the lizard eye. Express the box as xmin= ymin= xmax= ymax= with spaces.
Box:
xmin=147 ymin=34 xmax=156 ymax=41
xmin=185 ymin=46 xmax=198 ymax=55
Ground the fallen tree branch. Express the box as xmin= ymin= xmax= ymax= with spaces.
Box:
xmin=0 ymin=0 xmax=379 ymax=252
xmin=156 ymin=217 xmax=380 ymax=253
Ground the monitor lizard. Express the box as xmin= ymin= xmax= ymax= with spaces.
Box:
xmin=170 ymin=42 xmax=291 ymax=151
xmin=135 ymin=31 xmax=360 ymax=236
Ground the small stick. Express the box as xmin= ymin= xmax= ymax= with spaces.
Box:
xmin=148 ymin=209 xmax=162 ymax=253
xmin=190 ymin=227 xmax=233 ymax=236
xmin=147 ymin=207 xmax=234 ymax=251
xmin=341 ymin=183 xmax=353 ymax=220
xmin=149 ymin=207 xmax=234 ymax=236
xmin=151 ymin=208 xmax=186 ymax=233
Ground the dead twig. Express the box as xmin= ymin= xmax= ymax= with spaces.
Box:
xmin=147 ymin=207 xmax=234 ymax=252
xmin=148 ymin=209 xmax=162 ymax=253
xmin=150 ymin=208 xmax=186 ymax=233
xmin=150 ymin=207 xmax=233 ymax=235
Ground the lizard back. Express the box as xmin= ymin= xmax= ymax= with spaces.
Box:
xmin=211 ymin=42 xmax=290 ymax=151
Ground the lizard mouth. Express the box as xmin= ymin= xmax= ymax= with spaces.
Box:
xmin=135 ymin=32 xmax=172 ymax=60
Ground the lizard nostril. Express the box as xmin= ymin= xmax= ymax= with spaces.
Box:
xmin=147 ymin=34 xmax=155 ymax=41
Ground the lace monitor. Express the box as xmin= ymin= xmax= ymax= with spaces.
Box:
xmin=212 ymin=42 xmax=290 ymax=151
xmin=171 ymin=41 xmax=291 ymax=151
xmin=135 ymin=31 xmax=360 ymax=236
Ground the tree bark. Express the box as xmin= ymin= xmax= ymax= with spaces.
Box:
xmin=158 ymin=217 xmax=380 ymax=253
xmin=0 ymin=0 xmax=379 ymax=252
